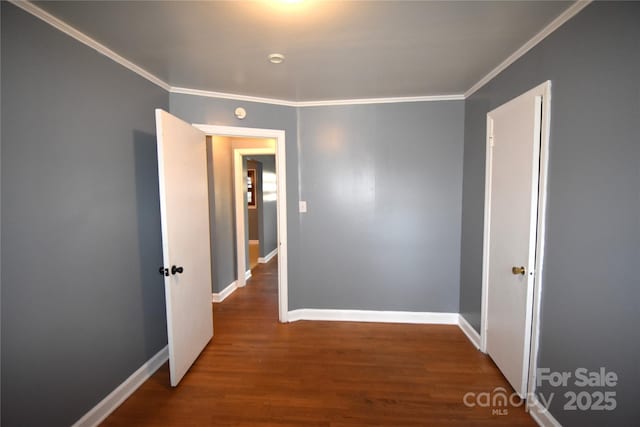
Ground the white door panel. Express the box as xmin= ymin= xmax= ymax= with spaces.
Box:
xmin=156 ymin=109 xmax=213 ymax=386
xmin=485 ymin=91 xmax=542 ymax=397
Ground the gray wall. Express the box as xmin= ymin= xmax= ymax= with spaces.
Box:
xmin=296 ymin=102 xmax=464 ymax=311
xmin=1 ymin=3 xmax=169 ymax=426
xmin=207 ymin=136 xmax=237 ymax=293
xmin=242 ymin=156 xmax=249 ymax=269
xmin=459 ymin=2 xmax=640 ymax=424
xmin=251 ymin=155 xmax=277 ymax=257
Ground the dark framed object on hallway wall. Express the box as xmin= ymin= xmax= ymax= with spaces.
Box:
xmin=247 ymin=168 xmax=257 ymax=208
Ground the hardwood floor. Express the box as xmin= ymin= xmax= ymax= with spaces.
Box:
xmin=103 ymin=258 xmax=535 ymax=426
xmin=249 ymin=241 xmax=260 ymax=269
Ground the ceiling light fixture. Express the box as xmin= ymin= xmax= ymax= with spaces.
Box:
xmin=268 ymin=53 xmax=285 ymax=64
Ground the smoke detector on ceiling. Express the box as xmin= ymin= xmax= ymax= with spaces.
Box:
xmin=268 ymin=53 xmax=285 ymax=64
xmin=234 ymin=107 xmax=247 ymax=120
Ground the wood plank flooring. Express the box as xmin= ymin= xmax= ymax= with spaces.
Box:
xmin=103 ymin=258 xmax=535 ymax=426
xmin=249 ymin=241 xmax=259 ymax=269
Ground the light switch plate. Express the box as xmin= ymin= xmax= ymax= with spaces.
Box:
xmin=299 ymin=201 xmax=307 ymax=213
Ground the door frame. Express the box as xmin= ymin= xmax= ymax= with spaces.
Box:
xmin=479 ymin=81 xmax=552 ymax=404
xmin=193 ymin=124 xmax=288 ymax=323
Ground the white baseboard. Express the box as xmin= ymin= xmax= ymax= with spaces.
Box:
xmin=529 ymin=395 xmax=562 ymax=427
xmin=287 ymin=309 xmax=458 ymax=324
xmin=72 ymin=345 xmax=168 ymax=427
xmin=258 ymin=248 xmax=278 ymax=264
xmin=458 ymin=314 xmax=481 ymax=350
xmin=245 ymin=269 xmax=252 ymax=280
xmin=212 ymin=281 xmax=238 ymax=303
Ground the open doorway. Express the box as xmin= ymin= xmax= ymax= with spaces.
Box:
xmin=246 ymin=155 xmax=278 ymax=271
xmin=195 ymin=124 xmax=288 ymax=323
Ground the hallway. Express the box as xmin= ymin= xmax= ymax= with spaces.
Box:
xmin=103 ymin=257 xmax=534 ymax=426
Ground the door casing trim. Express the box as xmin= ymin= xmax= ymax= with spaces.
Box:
xmin=194 ymin=124 xmax=288 ymax=323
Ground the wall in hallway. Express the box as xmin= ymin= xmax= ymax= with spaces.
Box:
xmin=250 ymin=155 xmax=278 ymax=258
xmin=207 ymin=136 xmax=236 ymax=293
xmin=247 ymin=160 xmax=261 ymax=242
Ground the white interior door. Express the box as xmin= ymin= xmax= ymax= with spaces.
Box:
xmin=485 ymin=90 xmax=543 ymax=397
xmin=155 ymin=109 xmax=213 ymax=386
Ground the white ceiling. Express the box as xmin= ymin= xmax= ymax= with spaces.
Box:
xmin=35 ymin=1 xmax=573 ymax=101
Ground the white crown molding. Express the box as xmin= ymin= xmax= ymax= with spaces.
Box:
xmin=465 ymin=0 xmax=592 ymax=98
xmin=287 ymin=309 xmax=458 ymax=324
xmin=72 ymin=345 xmax=168 ymax=427
xmin=458 ymin=314 xmax=481 ymax=350
xmin=170 ymin=87 xmax=298 ymax=107
xmin=294 ymin=94 xmax=465 ymax=107
xmin=10 ymin=0 xmax=171 ymax=92
xmin=171 ymin=86 xmax=464 ymax=107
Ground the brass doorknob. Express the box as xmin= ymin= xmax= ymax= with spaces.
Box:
xmin=512 ymin=266 xmax=526 ymax=275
